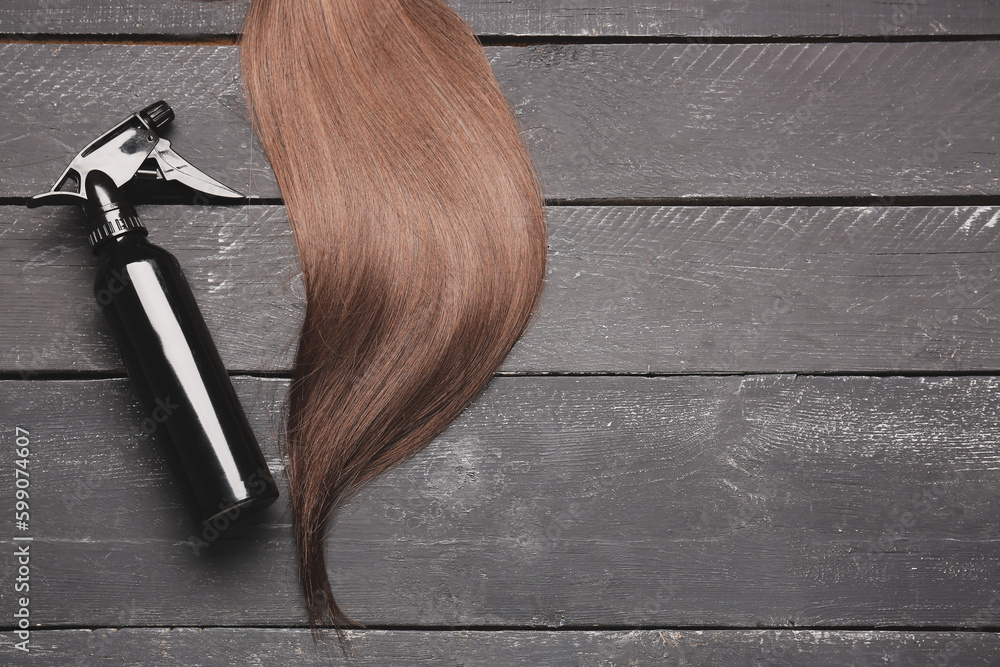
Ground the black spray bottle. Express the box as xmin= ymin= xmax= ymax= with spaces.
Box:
xmin=28 ymin=101 xmax=279 ymax=527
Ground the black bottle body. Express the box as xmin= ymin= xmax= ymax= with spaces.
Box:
xmin=94 ymin=231 xmax=279 ymax=525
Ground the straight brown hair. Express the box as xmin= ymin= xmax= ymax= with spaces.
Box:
xmin=241 ymin=0 xmax=547 ymax=629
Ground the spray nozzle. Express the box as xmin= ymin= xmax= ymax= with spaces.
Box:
xmin=27 ymin=101 xmax=243 ymax=209
xmin=139 ymin=100 xmax=175 ymax=131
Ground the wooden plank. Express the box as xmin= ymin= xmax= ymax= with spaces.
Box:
xmin=1 ymin=205 xmax=300 ymax=374
xmin=1 ymin=0 xmax=999 ymax=39
xmin=2 ymin=374 xmax=1000 ymax=627
xmin=2 ymin=43 xmax=1000 ymax=201
xmin=1 ymin=629 xmax=999 ymax=664
xmin=4 ymin=205 xmax=1000 ymax=375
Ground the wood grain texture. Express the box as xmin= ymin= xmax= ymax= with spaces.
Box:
xmin=1 ymin=205 xmax=300 ymax=373
xmin=2 ymin=43 xmax=1000 ymax=201
xmin=1 ymin=629 xmax=998 ymax=665
xmin=5 ymin=205 xmax=1000 ymax=374
xmin=3 ymin=375 xmax=1000 ymax=627
xmin=1 ymin=0 xmax=998 ymax=38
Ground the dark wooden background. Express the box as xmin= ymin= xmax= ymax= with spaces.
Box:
xmin=3 ymin=1 xmax=1000 ymax=664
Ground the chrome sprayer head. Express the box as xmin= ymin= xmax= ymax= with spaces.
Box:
xmin=27 ymin=101 xmax=243 ymax=209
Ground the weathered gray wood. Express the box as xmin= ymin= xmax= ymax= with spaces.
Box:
xmin=1 ymin=629 xmax=998 ymax=665
xmin=5 ymin=204 xmax=1000 ymax=374
xmin=3 ymin=43 xmax=1000 ymax=201
xmin=2 ymin=0 xmax=998 ymax=38
xmin=1 ymin=205 xmax=300 ymax=373
xmin=3 ymin=374 xmax=1000 ymax=627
